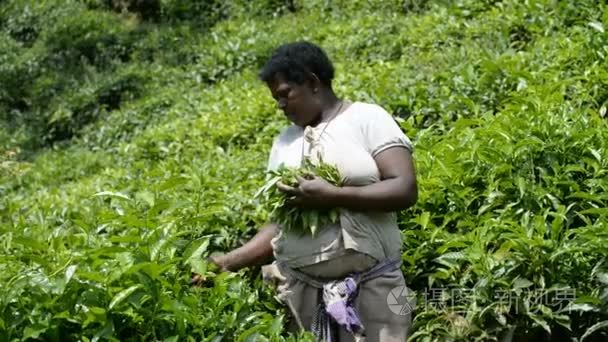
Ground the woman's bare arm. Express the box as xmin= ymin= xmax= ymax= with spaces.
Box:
xmin=191 ymin=223 xmax=277 ymax=286
xmin=332 ymin=146 xmax=417 ymax=211
xmin=213 ymin=223 xmax=278 ymax=271
xmin=278 ymin=146 xmax=417 ymax=212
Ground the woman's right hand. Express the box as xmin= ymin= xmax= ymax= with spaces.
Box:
xmin=190 ymin=255 xmax=230 ymax=287
xmin=190 ymin=223 xmax=278 ymax=287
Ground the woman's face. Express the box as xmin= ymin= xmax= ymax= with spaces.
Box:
xmin=267 ymin=73 xmax=321 ymax=127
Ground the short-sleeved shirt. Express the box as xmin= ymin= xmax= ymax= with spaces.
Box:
xmin=266 ymin=101 xmax=414 ymax=268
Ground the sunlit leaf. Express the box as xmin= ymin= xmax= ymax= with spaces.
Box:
xmin=109 ymin=285 xmax=142 ymax=310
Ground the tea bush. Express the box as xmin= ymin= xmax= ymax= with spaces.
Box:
xmin=1 ymin=0 xmax=608 ymax=341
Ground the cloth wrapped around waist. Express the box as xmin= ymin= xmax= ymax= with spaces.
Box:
xmin=262 ymin=251 xmax=403 ymax=342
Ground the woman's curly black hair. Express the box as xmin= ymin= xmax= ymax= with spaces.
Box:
xmin=259 ymin=41 xmax=335 ymax=87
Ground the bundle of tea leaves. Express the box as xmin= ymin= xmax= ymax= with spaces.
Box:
xmin=255 ymin=158 xmax=344 ymax=236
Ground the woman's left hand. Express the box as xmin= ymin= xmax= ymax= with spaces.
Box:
xmin=277 ymin=175 xmax=339 ymax=209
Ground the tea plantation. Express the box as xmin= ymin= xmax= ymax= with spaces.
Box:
xmin=1 ymin=0 xmax=607 ymax=341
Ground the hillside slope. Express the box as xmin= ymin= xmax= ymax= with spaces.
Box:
xmin=1 ymin=0 xmax=608 ymax=340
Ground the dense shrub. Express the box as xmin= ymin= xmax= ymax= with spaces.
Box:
xmin=1 ymin=0 xmax=608 ymax=341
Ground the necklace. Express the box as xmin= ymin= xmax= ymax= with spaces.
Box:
xmin=300 ymin=99 xmax=347 ymax=165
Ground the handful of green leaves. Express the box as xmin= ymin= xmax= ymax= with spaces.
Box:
xmin=255 ymin=158 xmax=345 ymax=236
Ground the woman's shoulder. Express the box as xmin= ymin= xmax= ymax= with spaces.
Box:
xmin=345 ymin=101 xmax=393 ymax=123
xmin=273 ymin=124 xmax=303 ymax=146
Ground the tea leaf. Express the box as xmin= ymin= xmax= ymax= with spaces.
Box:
xmin=109 ymin=285 xmax=142 ymax=310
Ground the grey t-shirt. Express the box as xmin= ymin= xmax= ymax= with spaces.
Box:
xmin=267 ymin=101 xmax=414 ymax=268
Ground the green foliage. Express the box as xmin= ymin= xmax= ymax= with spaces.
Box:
xmin=256 ymin=158 xmax=344 ymax=235
xmin=1 ymin=0 xmax=608 ymax=341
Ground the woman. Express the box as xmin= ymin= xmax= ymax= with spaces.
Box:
xmin=192 ymin=41 xmax=417 ymax=342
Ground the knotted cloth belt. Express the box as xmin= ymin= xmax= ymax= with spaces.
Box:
xmin=278 ymin=257 xmax=402 ymax=342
